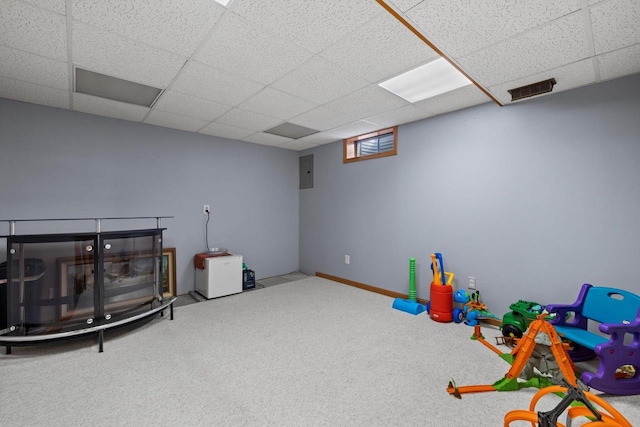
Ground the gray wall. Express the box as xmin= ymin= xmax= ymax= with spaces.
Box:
xmin=0 ymin=99 xmax=299 ymax=295
xmin=299 ymin=74 xmax=640 ymax=315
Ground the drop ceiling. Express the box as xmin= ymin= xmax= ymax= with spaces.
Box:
xmin=0 ymin=0 xmax=638 ymax=151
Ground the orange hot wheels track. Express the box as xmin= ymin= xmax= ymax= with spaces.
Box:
xmin=447 ymin=316 xmax=577 ymax=398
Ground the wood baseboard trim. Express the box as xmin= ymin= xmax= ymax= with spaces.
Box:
xmin=481 ymin=318 xmax=502 ymax=327
xmin=315 ymin=272 xmax=428 ymax=305
xmin=315 ymin=272 xmax=501 ymax=327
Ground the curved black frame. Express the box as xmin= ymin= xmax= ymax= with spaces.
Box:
xmin=0 ymin=224 xmax=175 ymax=353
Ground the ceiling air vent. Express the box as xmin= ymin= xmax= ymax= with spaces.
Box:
xmin=508 ymin=78 xmax=556 ymax=102
xmin=75 ymin=68 xmax=162 ymax=107
xmin=264 ymin=122 xmax=319 ymax=139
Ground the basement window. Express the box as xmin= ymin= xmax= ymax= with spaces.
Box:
xmin=343 ymin=127 xmax=397 ymax=163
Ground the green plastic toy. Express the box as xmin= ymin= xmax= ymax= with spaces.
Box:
xmin=501 ymin=300 xmax=553 ymax=338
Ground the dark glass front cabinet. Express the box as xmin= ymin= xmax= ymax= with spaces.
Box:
xmin=0 ymin=228 xmax=174 ymax=353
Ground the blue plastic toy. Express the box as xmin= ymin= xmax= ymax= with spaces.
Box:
xmin=392 ymin=258 xmax=426 ymax=315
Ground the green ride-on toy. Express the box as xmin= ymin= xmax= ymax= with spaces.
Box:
xmin=501 ymin=300 xmax=554 ymax=338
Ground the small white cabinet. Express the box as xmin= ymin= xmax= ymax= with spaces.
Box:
xmin=195 ymin=254 xmax=243 ymax=299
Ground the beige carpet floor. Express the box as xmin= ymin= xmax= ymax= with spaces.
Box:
xmin=1 ymin=276 xmax=638 ymax=426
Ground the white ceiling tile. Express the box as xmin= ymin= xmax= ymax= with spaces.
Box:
xmin=591 ymin=0 xmax=640 ymax=54
xmin=22 ymin=0 xmax=66 ymax=14
xmin=231 ymin=0 xmax=382 ymax=54
xmin=171 ymin=61 xmax=264 ymax=105
xmin=488 ymin=59 xmax=597 ymax=105
xmin=195 ymin=12 xmax=314 ymax=86
xmin=415 ymin=84 xmax=490 ymax=116
xmin=326 ymin=85 xmax=409 ymax=119
xmin=72 ymin=0 xmax=224 ymax=57
xmin=0 ymin=76 xmax=69 ymax=109
xmin=598 ymin=43 xmax=640 ymax=81
xmin=320 ymin=12 xmax=439 ymax=83
xmin=457 ymin=13 xmax=590 ymax=87
xmin=278 ymin=140 xmax=318 ymax=151
xmin=406 ymin=0 xmax=579 ymax=58
xmin=0 ymin=45 xmax=68 ymax=90
xmin=298 ymin=132 xmax=341 ymax=145
xmin=153 ymin=90 xmax=231 ymax=121
xmin=215 ymin=108 xmax=281 ymax=132
xmin=389 ymin=0 xmax=424 ymax=13
xmin=239 ymin=88 xmax=317 ymax=120
xmin=288 ymin=106 xmax=357 ymax=131
xmin=72 ymin=92 xmax=149 ymax=122
xmin=0 ymin=0 xmax=636 ymax=150
xmin=73 ymin=22 xmax=186 ymax=89
xmin=242 ymin=132 xmax=292 ymax=147
xmin=0 ymin=1 xmax=67 ymax=61
xmin=327 ymin=120 xmax=384 ymax=139
xmin=365 ymin=105 xmax=434 ymax=128
xmin=144 ymin=110 xmax=209 ymax=132
xmin=199 ymin=122 xmax=255 ymax=140
xmin=271 ymin=56 xmax=369 ymax=104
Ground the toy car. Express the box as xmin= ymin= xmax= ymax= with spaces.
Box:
xmin=501 ymin=300 xmax=553 ymax=338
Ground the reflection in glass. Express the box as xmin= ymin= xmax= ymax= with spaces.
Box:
xmin=1 ymin=230 xmax=162 ymax=338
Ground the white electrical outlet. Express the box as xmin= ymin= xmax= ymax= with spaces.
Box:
xmin=344 ymin=254 xmax=350 ymax=265
xmin=468 ymin=276 xmax=476 ymax=290
xmin=203 ymin=205 xmax=210 ymax=214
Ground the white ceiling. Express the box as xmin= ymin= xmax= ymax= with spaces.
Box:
xmin=0 ymin=0 xmax=638 ymax=151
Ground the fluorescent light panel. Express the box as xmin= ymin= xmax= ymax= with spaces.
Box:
xmin=213 ymin=0 xmax=233 ymax=6
xmin=379 ymin=58 xmax=472 ymax=103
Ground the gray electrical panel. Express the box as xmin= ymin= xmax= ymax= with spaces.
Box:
xmin=299 ymin=155 xmax=313 ymax=189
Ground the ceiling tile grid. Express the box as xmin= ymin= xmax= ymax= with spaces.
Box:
xmin=73 ymin=92 xmax=149 ymax=122
xmin=389 ymin=0 xmax=424 ymax=13
xmin=72 ymin=0 xmax=225 ymax=57
xmin=199 ymin=121 xmax=255 ymax=141
xmin=457 ymin=13 xmax=591 ymax=88
xmin=22 ymin=0 xmax=66 ymax=15
xmin=73 ymin=22 xmax=187 ymax=89
xmin=326 ymin=85 xmax=410 ymax=119
xmin=590 ymin=0 xmax=640 ymax=54
xmin=171 ymin=60 xmax=264 ymax=106
xmin=144 ymin=110 xmax=210 ymax=133
xmin=194 ymin=12 xmax=314 ymax=86
xmin=0 ymin=45 xmax=68 ymax=91
xmin=239 ymin=88 xmax=317 ymax=121
xmin=153 ymin=90 xmax=232 ymax=122
xmin=297 ymin=132 xmax=342 ymax=145
xmin=271 ymin=56 xmax=370 ymax=105
xmin=405 ymin=0 xmax=580 ymax=59
xmin=242 ymin=132 xmax=292 ymax=147
xmin=0 ymin=0 xmax=68 ymax=61
xmin=1 ymin=0 xmax=639 ymax=151
xmin=230 ymin=0 xmax=383 ymax=54
xmin=288 ymin=106 xmax=358 ymax=132
xmin=364 ymin=104 xmax=434 ymax=129
xmin=598 ymin=43 xmax=640 ymax=81
xmin=0 ymin=75 xmax=70 ymax=109
xmin=327 ymin=120 xmax=385 ymax=139
xmin=214 ymin=108 xmax=282 ymax=132
xmin=278 ymin=140 xmax=319 ymax=151
xmin=319 ymin=11 xmax=440 ymax=84
xmin=415 ymin=84 xmax=490 ymax=116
